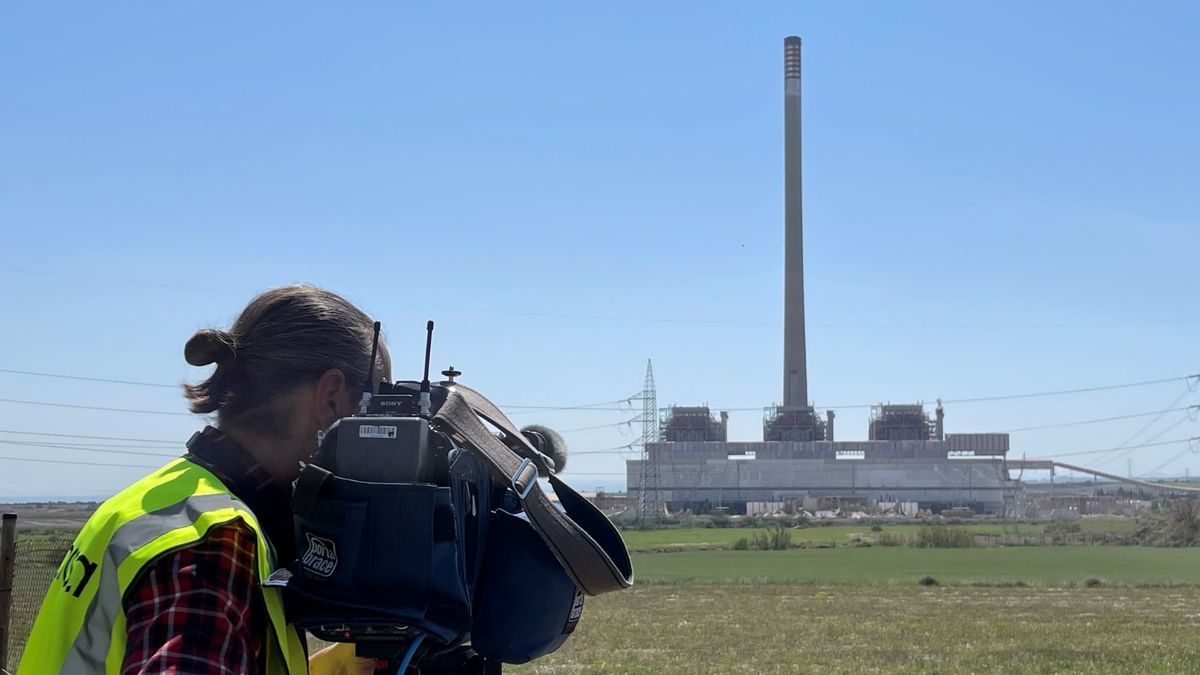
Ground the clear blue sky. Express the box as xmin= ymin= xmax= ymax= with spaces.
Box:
xmin=1 ymin=2 xmax=1197 ymax=499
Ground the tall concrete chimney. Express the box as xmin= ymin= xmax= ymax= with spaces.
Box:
xmin=783 ymin=36 xmax=808 ymax=409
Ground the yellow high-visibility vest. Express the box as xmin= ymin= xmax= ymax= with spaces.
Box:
xmin=18 ymin=457 xmax=308 ymax=674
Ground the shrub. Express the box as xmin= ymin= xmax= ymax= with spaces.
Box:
xmin=918 ymin=575 xmax=939 ymax=586
xmin=870 ymin=524 xmax=884 ymax=532
xmin=765 ymin=520 xmax=792 ymax=550
xmin=914 ymin=525 xmax=976 ymax=549
xmin=1045 ymin=519 xmax=1082 ymax=537
xmin=743 ymin=521 xmax=793 ymax=550
xmin=1168 ymin=500 xmax=1200 ymax=546
xmin=1084 ymin=577 xmax=1103 ymax=588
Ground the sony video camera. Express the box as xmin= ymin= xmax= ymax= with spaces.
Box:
xmin=266 ymin=322 xmax=633 ymax=674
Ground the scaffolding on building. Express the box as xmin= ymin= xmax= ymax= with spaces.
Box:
xmin=868 ymin=403 xmax=937 ymax=441
xmin=763 ymin=405 xmax=829 ymax=441
xmin=660 ymin=406 xmax=727 ymax=442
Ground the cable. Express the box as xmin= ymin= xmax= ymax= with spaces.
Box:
xmin=0 ymin=366 xmax=645 ymax=409
xmin=557 ymin=418 xmax=639 ymax=433
xmin=0 ymin=454 xmax=160 ymax=469
xmin=516 ymin=373 xmax=1199 ymax=414
xmin=6 ymin=366 xmax=1197 ymax=414
xmin=0 ymin=398 xmax=191 ymax=416
xmin=712 ymin=374 xmax=1200 ymax=412
xmin=573 ymin=443 xmax=639 ymax=456
xmin=1140 ymin=442 xmax=1200 ymax=478
xmin=941 ymin=375 xmax=1196 ymax=405
xmin=0 ymin=440 xmax=180 ymax=449
xmin=395 ymin=634 xmax=425 ymax=674
xmin=1003 ymin=405 xmax=1197 ymax=433
xmin=1096 ymin=414 xmax=1193 ymax=467
xmin=0 ymin=429 xmax=184 ymax=444
xmin=1091 ymin=389 xmax=1196 ymax=466
xmin=1044 ymin=436 xmax=1197 ymax=459
xmin=502 ymin=398 xmax=639 ymax=411
xmin=0 ymin=368 xmax=178 ymax=389
xmin=0 ymin=440 xmax=177 ymax=458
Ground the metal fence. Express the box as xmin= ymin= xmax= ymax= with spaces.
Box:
xmin=3 ymin=531 xmax=73 ymax=672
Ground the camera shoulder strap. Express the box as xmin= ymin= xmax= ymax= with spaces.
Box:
xmin=434 ymin=390 xmax=634 ymax=596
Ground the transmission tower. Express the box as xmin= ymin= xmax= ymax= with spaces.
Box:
xmin=637 ymin=360 xmax=661 ymax=528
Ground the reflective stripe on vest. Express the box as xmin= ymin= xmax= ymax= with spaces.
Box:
xmin=17 ymin=458 xmax=308 ymax=675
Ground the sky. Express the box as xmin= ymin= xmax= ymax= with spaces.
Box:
xmin=0 ymin=2 xmax=1197 ymax=499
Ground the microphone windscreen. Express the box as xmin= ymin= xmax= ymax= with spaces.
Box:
xmin=520 ymin=424 xmax=568 ymax=473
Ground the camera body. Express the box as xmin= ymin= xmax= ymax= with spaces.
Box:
xmin=267 ymin=323 xmax=633 ymax=672
xmin=293 ymin=380 xmax=491 ymax=650
xmin=315 ymin=382 xmax=434 ymax=484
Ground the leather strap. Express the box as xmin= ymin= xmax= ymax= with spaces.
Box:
xmin=434 ymin=391 xmax=634 ymax=596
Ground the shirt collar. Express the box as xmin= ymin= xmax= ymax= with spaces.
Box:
xmin=185 ymin=425 xmax=296 ymax=563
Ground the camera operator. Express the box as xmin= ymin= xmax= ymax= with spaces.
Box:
xmin=20 ymin=285 xmax=387 ymax=675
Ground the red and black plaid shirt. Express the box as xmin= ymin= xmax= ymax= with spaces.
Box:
xmin=121 ymin=427 xmax=293 ymax=675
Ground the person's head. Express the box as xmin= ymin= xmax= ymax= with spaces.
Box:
xmin=183 ymin=284 xmax=390 ymax=480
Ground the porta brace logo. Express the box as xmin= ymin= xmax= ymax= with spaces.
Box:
xmin=301 ymin=533 xmax=338 ymax=578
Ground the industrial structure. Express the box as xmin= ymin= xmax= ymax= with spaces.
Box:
xmin=625 ymin=36 xmax=1199 ymax=520
xmin=628 ymin=37 xmax=1015 ymax=516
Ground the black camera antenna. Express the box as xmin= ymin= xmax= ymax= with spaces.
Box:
xmin=419 ymin=320 xmax=434 ymax=417
xmin=359 ymin=321 xmax=382 ymax=415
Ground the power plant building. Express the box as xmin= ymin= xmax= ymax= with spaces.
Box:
xmin=626 ymin=37 xmax=1013 ymax=515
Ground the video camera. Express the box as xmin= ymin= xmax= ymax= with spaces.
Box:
xmin=266 ymin=321 xmax=634 ymax=674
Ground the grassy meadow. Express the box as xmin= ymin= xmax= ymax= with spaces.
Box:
xmin=514 ymin=520 xmax=1200 ymax=673
xmin=516 ymin=584 xmax=1200 ymax=674
xmin=631 ymin=546 xmax=1200 ymax=586
xmin=618 ymin=517 xmax=1137 ymax=552
xmin=9 ymin=519 xmax=1197 ymax=673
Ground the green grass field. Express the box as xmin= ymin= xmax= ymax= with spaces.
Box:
xmin=631 ymin=546 xmax=1200 ymax=586
xmin=7 ymin=522 xmax=1187 ymax=673
xmin=510 ymin=526 xmax=1200 ymax=672
xmin=618 ymin=518 xmax=1136 ymax=552
xmin=515 ymin=584 xmax=1200 ymax=673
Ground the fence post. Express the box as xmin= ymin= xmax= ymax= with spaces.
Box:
xmin=1 ymin=513 xmax=16 ymax=674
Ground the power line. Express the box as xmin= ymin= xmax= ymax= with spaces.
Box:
xmin=1140 ymin=442 xmax=1200 ymax=478
xmin=941 ymin=375 xmax=1196 ymax=405
xmin=502 ymin=398 xmax=639 ymax=412
xmin=1092 ymin=389 xmax=1196 ymax=467
xmin=0 ymin=429 xmax=184 ymax=444
xmin=557 ymin=418 xmax=639 ymax=433
xmin=0 ymin=398 xmax=192 ymax=417
xmin=0 ymin=368 xmax=179 ymax=389
xmin=10 ymin=268 xmax=1200 ymax=330
xmin=1096 ymin=414 xmax=1193 ymax=468
xmin=574 ymin=443 xmax=638 ymax=456
xmin=4 ymin=367 xmax=1196 ymax=421
xmin=0 ymin=440 xmax=177 ymax=458
xmin=1004 ymin=405 xmax=1197 ymax=433
xmin=0 ymin=454 xmax=160 ymax=469
xmin=1045 ymin=436 xmax=1198 ymax=459
xmin=0 ymin=440 xmax=180 ymax=449
xmin=700 ymin=375 xmax=1200 ymax=412
xmin=527 ymin=374 xmax=1200 ymax=413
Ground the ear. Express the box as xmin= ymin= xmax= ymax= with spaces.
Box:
xmin=312 ymin=368 xmax=349 ymax=429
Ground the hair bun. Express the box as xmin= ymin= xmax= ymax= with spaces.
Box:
xmin=185 ymin=328 xmax=236 ymax=367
